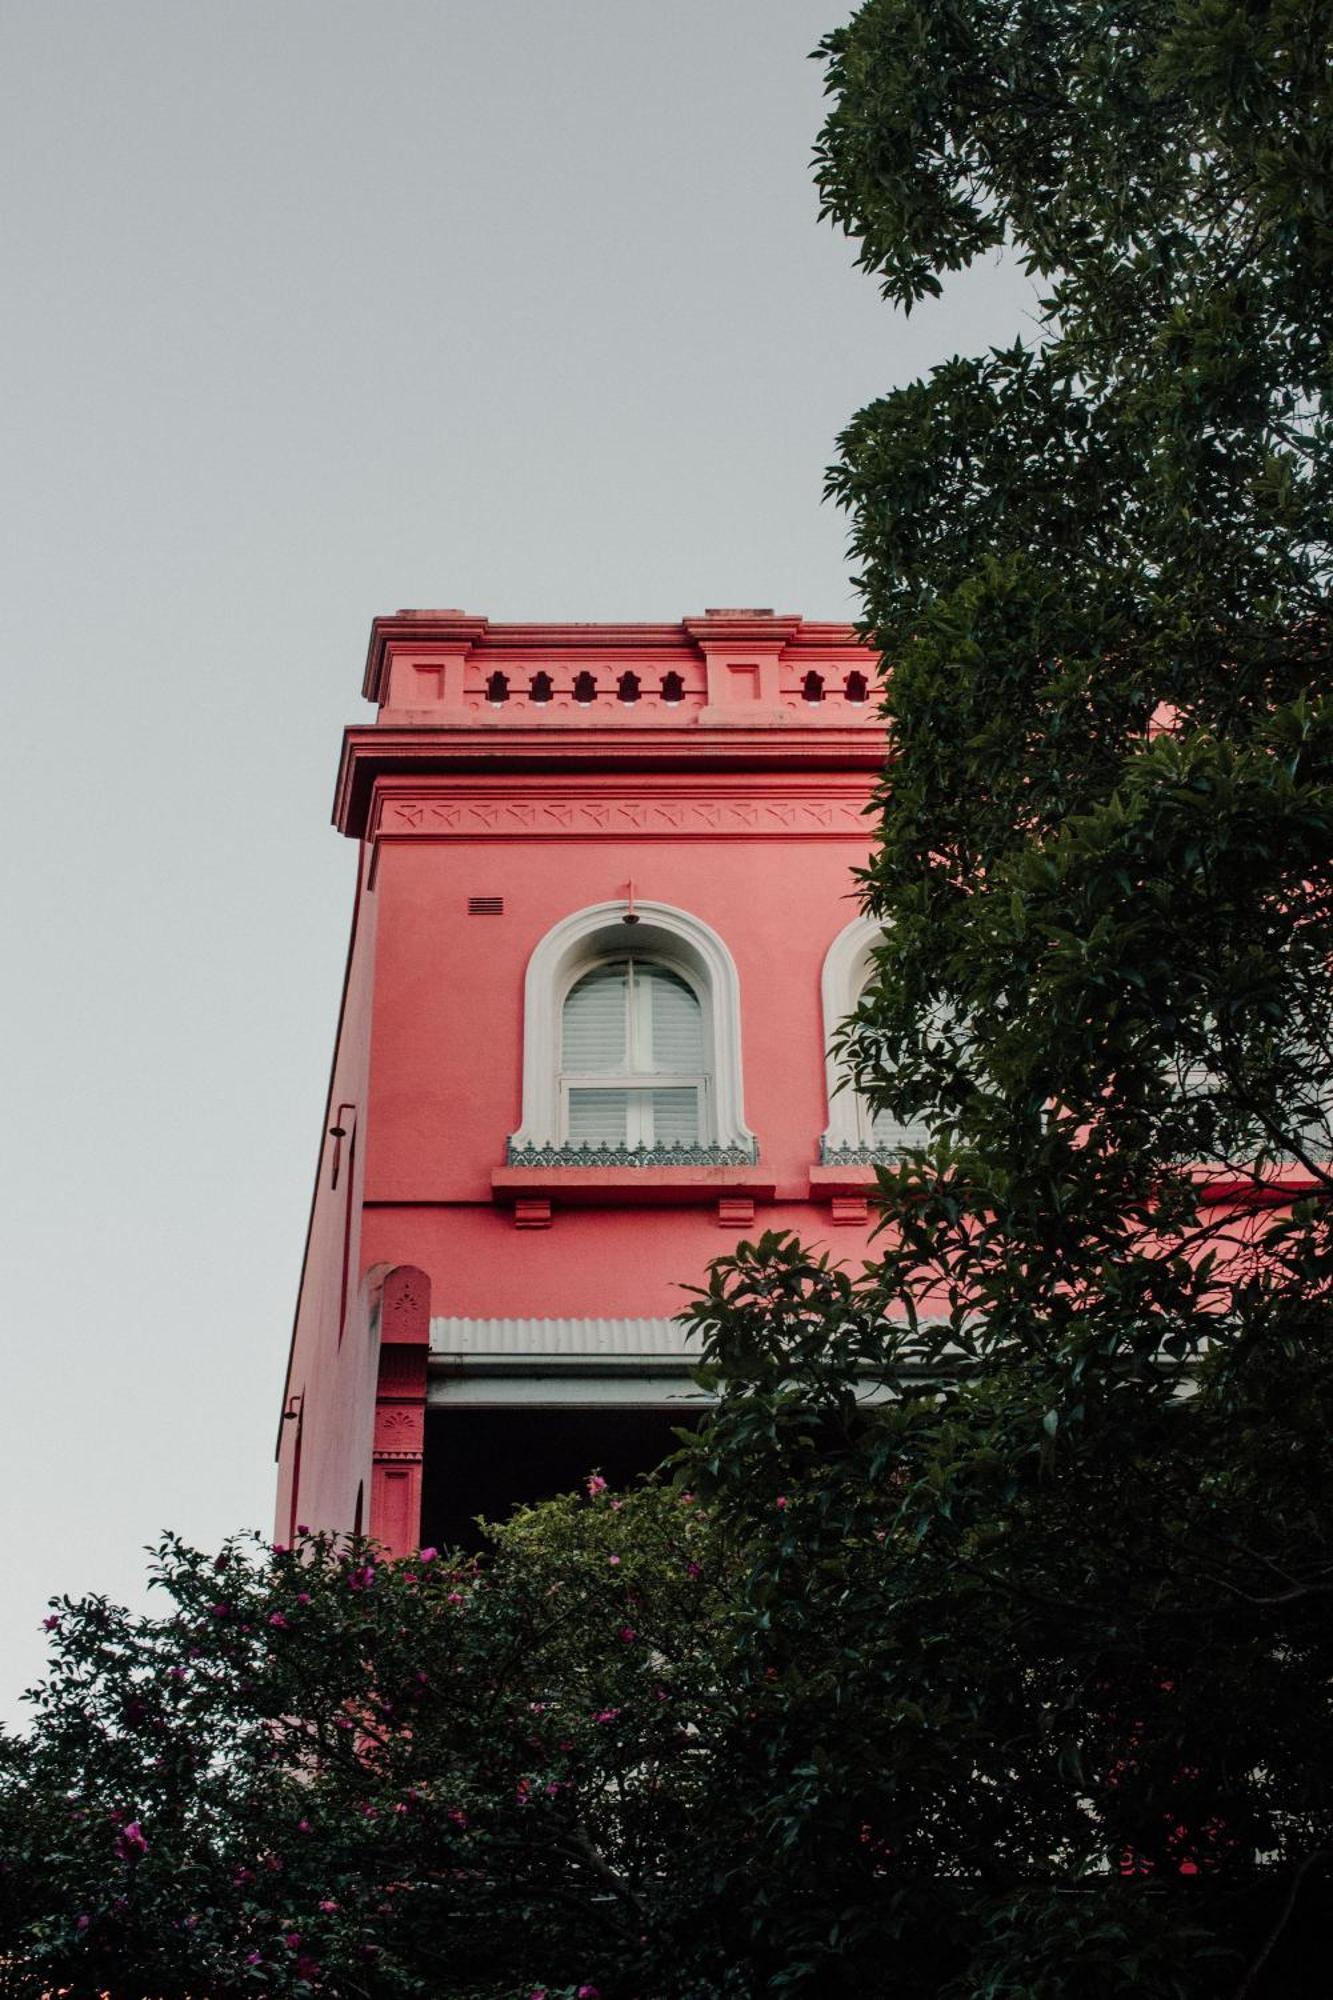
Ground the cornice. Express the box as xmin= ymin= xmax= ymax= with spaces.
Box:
xmin=334 ymin=725 xmax=888 ymax=838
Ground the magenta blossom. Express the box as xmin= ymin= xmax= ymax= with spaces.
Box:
xmin=592 ymin=1707 xmax=621 ymax=1723
xmin=284 ymin=1931 xmax=301 ymax=1949
xmin=578 ymin=1985 xmax=602 ymax=1998
xmin=41 ymin=1615 xmax=60 ymax=1632
xmin=586 ymin=1473 xmax=607 ymax=1497
xmin=75 ymin=1914 xmax=90 ymax=1932
xmin=608 ymin=1554 xmax=621 ymax=1566
xmin=268 ymin=1611 xmax=289 ymax=1630
xmin=775 ymin=1495 xmax=788 ymax=1510
xmin=619 ymin=1626 xmax=637 ymax=1644
xmin=318 ymin=1898 xmax=339 ymax=1913
xmin=419 ymin=1546 xmax=439 ymax=1562
xmin=114 ymin=1821 xmax=148 ymax=1861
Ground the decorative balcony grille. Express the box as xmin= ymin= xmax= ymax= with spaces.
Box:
xmin=506 ymin=1139 xmax=758 ymax=1168
xmin=819 ymin=1137 xmax=908 ymax=1166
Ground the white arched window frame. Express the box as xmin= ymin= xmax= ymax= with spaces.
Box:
xmin=819 ymin=915 xmax=932 ymax=1161
xmin=508 ymin=900 xmax=756 ymax=1164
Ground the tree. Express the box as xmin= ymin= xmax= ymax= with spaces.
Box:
xmin=658 ymin=3 xmax=1333 ymax=1993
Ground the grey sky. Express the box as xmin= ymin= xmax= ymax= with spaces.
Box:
xmin=0 ymin=0 xmax=1035 ymax=1721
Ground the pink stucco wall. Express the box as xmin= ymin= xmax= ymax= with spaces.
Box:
xmin=277 ymin=612 xmax=889 ymax=1548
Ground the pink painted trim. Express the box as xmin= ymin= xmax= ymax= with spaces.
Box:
xmin=491 ymin=1165 xmax=778 ymax=1210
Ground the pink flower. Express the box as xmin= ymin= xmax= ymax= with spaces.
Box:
xmin=619 ymin=1626 xmax=637 ymax=1644
xmin=284 ymin=1931 xmax=301 ymax=1949
xmin=608 ymin=1554 xmax=621 ymax=1566
xmin=75 ymin=1914 xmax=90 ymax=1932
xmin=167 ymin=1666 xmax=186 ymax=1681
xmin=296 ymin=1819 xmax=312 ymax=1834
xmin=246 ymin=1950 xmax=262 ymax=1965
xmin=419 ymin=1546 xmax=439 ymax=1562
xmin=210 ymin=1602 xmax=230 ymax=1618
xmin=530 ymin=1990 xmax=548 ymax=1999
xmin=318 ymin=1899 xmax=339 ymax=1913
xmin=577 ymin=1986 xmax=602 ymax=1998
xmin=586 ymin=1473 xmax=607 ymax=1497
xmin=41 ymin=1615 xmax=60 ymax=1632
xmin=268 ymin=1612 xmax=289 ymax=1630
xmin=271 ymin=1542 xmax=288 ymax=1556
xmin=296 ymin=1957 xmax=320 ymax=1980
xmin=114 ymin=1820 xmax=148 ymax=1860
xmin=296 ymin=1591 xmax=311 ymax=1605
xmin=592 ymin=1707 xmax=621 ymax=1723
xmin=686 ymin=1560 xmax=702 ymax=1580
xmin=447 ymin=1591 xmax=463 ymax=1605
xmin=295 ymin=1523 xmax=309 ymax=1535
xmin=775 ymin=1496 xmax=787 ymax=1510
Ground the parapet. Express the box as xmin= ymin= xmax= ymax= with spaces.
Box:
xmin=361 ymin=610 xmax=879 ymax=728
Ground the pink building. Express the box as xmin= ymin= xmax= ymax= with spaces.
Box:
xmin=276 ymin=610 xmax=908 ymax=1554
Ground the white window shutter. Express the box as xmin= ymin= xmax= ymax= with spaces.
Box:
xmin=645 ymin=966 xmax=704 ymax=1072
xmin=562 ymin=964 xmax=627 ymax=1071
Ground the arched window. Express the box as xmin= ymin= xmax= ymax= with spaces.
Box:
xmin=562 ymin=959 xmax=706 ymax=1146
xmin=819 ymin=916 xmax=932 ymax=1161
xmin=509 ymin=901 xmax=755 ymax=1163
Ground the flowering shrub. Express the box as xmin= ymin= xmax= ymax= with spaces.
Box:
xmin=0 ymin=1484 xmax=730 ymax=1999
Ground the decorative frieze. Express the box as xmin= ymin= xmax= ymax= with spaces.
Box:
xmin=373 ymin=794 xmax=870 ymax=839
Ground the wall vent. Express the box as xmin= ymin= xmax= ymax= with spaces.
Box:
xmin=468 ymin=895 xmax=504 ymax=915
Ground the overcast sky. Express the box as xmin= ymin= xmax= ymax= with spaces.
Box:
xmin=0 ymin=0 xmax=1035 ymax=1723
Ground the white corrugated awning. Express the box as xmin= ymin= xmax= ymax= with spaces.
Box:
xmin=427 ymin=1316 xmax=705 ymax=1408
xmin=430 ymin=1315 xmax=700 ymax=1360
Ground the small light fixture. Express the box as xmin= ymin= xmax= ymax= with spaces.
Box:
xmin=622 ymin=878 xmax=640 ymax=925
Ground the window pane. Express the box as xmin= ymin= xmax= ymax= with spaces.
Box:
xmin=644 ymin=965 xmax=703 ymax=1071
xmin=650 ymin=1087 xmax=699 ymax=1145
xmin=869 ymin=1102 xmax=928 ymax=1151
xmin=568 ymin=1087 xmax=629 ymax=1143
xmin=563 ymin=964 xmax=627 ymax=1070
